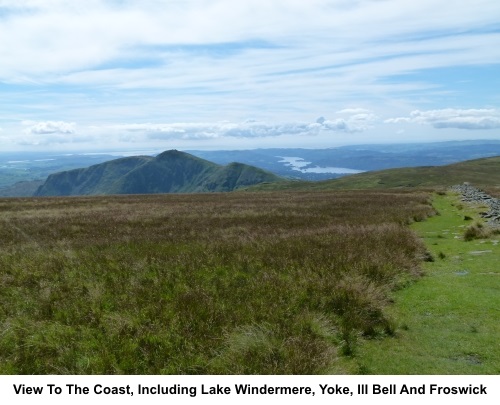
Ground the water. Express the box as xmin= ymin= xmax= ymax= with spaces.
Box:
xmin=277 ymin=156 xmax=365 ymax=174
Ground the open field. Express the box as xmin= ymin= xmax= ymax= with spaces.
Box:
xmin=0 ymin=190 xmax=433 ymax=374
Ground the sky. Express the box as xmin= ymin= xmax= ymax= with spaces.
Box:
xmin=1 ymin=0 xmax=500 ymax=152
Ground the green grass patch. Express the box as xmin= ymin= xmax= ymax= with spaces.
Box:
xmin=356 ymin=193 xmax=500 ymax=374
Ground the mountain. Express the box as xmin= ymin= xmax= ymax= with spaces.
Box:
xmin=34 ymin=150 xmax=283 ymax=196
xmin=248 ymin=156 xmax=500 ymax=191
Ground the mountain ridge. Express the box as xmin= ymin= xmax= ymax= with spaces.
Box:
xmin=34 ymin=150 xmax=283 ymax=196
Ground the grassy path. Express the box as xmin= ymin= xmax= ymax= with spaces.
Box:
xmin=356 ymin=193 xmax=500 ymax=374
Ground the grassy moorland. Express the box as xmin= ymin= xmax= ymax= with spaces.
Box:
xmin=0 ymin=190 xmax=433 ymax=374
xmin=357 ymin=192 xmax=500 ymax=374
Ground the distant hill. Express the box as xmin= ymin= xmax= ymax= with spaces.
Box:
xmin=3 ymin=140 xmax=500 ymax=192
xmin=249 ymin=156 xmax=500 ymax=191
xmin=189 ymin=140 xmax=500 ymax=180
xmin=34 ymin=150 xmax=283 ymax=196
xmin=0 ymin=180 xmax=45 ymax=197
xmin=320 ymin=155 xmax=500 ymax=189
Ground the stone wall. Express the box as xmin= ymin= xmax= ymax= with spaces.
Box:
xmin=450 ymin=183 xmax=500 ymax=226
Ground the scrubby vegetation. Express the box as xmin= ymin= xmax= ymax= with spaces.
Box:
xmin=0 ymin=190 xmax=434 ymax=374
xmin=463 ymin=222 xmax=490 ymax=241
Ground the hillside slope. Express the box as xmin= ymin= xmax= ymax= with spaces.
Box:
xmin=35 ymin=150 xmax=283 ymax=196
xmin=319 ymin=156 xmax=500 ymax=189
xmin=249 ymin=156 xmax=500 ymax=191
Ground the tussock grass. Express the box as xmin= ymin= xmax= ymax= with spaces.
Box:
xmin=0 ymin=190 xmax=434 ymax=374
xmin=463 ymin=222 xmax=490 ymax=241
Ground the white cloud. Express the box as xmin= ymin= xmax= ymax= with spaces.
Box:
xmin=1 ymin=0 xmax=499 ymax=85
xmin=9 ymin=108 xmax=379 ymax=149
xmin=335 ymin=108 xmax=372 ymax=114
xmin=111 ymin=121 xmax=319 ymax=140
xmin=1 ymin=1 xmax=500 ymax=150
xmin=325 ymin=109 xmax=378 ymax=132
xmin=107 ymin=114 xmax=376 ymax=141
xmin=23 ymin=120 xmax=76 ymax=134
xmin=15 ymin=120 xmax=95 ymax=146
xmin=16 ymin=134 xmax=94 ymax=146
xmin=385 ymin=109 xmax=500 ymax=130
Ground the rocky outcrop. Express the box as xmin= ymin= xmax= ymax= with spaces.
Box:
xmin=450 ymin=183 xmax=500 ymax=226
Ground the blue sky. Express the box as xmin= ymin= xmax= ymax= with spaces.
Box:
xmin=1 ymin=0 xmax=499 ymax=151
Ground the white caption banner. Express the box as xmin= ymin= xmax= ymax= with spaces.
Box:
xmin=1 ymin=375 xmax=499 ymax=404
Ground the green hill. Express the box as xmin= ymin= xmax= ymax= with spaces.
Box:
xmin=249 ymin=156 xmax=500 ymax=191
xmin=35 ymin=150 xmax=283 ymax=196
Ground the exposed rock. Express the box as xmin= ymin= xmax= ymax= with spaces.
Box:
xmin=450 ymin=183 xmax=500 ymax=227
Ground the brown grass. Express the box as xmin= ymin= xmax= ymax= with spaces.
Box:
xmin=0 ymin=190 xmax=434 ymax=374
